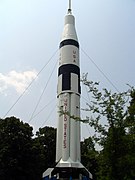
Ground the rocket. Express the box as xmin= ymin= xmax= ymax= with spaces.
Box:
xmin=43 ymin=1 xmax=92 ymax=179
xmin=56 ymin=3 xmax=81 ymax=166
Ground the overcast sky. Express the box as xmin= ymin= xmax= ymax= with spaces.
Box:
xmin=0 ymin=0 xmax=135 ymax=139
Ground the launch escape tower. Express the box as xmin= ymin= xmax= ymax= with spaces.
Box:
xmin=43 ymin=1 xmax=92 ymax=179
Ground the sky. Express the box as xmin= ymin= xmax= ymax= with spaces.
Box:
xmin=0 ymin=0 xmax=135 ymax=139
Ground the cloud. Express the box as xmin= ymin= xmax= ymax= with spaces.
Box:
xmin=0 ymin=70 xmax=37 ymax=95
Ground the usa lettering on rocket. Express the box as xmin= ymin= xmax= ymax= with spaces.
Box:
xmin=56 ymin=8 xmax=81 ymax=165
xmin=42 ymin=2 xmax=93 ymax=179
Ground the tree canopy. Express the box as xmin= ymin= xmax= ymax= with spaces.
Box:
xmin=0 ymin=117 xmax=56 ymax=180
xmin=81 ymin=75 xmax=135 ymax=179
xmin=0 ymin=117 xmax=38 ymax=180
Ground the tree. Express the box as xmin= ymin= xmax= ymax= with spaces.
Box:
xmin=35 ymin=126 xmax=56 ymax=173
xmin=124 ymin=87 xmax=135 ymax=179
xmin=81 ymin=137 xmax=99 ymax=180
xmin=0 ymin=117 xmax=42 ymax=180
xmin=81 ymin=74 xmax=135 ymax=180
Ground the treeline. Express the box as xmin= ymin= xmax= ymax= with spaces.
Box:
xmin=0 ymin=117 xmax=56 ymax=180
xmin=0 ymin=81 xmax=135 ymax=180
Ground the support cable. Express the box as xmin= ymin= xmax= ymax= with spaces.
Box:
xmin=40 ymin=103 xmax=57 ymax=127
xmin=30 ymin=98 xmax=55 ymax=120
xmin=3 ymin=49 xmax=58 ymax=118
xmin=81 ymin=48 xmax=120 ymax=92
xmin=28 ymin=59 xmax=58 ymax=123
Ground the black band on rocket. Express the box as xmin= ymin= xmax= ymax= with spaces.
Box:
xmin=59 ymin=39 xmax=79 ymax=49
xmin=58 ymin=64 xmax=80 ymax=76
xmin=58 ymin=64 xmax=81 ymax=94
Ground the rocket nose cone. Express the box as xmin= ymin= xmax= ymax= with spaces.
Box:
xmin=61 ymin=14 xmax=78 ymax=42
xmin=64 ymin=14 xmax=75 ymax=25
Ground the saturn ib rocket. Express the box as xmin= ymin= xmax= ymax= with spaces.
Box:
xmin=43 ymin=1 xmax=92 ymax=179
xmin=56 ymin=4 xmax=81 ymax=166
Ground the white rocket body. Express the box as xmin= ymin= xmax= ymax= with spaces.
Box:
xmin=56 ymin=11 xmax=82 ymax=167
xmin=43 ymin=6 xmax=92 ymax=180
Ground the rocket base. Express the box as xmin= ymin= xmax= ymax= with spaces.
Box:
xmin=42 ymin=162 xmax=92 ymax=180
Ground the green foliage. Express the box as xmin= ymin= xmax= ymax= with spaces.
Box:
xmin=0 ymin=117 xmax=41 ymax=180
xmin=35 ymin=126 xmax=56 ymax=171
xmin=0 ymin=117 xmax=57 ymax=180
xmin=59 ymin=109 xmax=89 ymax=123
xmin=81 ymin=74 xmax=135 ymax=179
xmin=81 ymin=137 xmax=99 ymax=180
